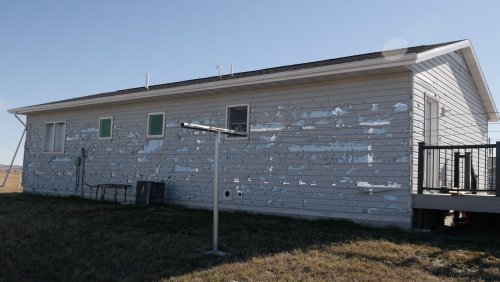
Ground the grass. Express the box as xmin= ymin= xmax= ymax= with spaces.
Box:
xmin=0 ymin=170 xmax=23 ymax=194
xmin=0 ymin=194 xmax=500 ymax=281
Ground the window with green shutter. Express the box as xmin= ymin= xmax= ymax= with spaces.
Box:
xmin=99 ymin=117 xmax=113 ymax=139
xmin=148 ymin=113 xmax=164 ymax=137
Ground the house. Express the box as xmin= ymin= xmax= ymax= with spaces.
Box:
xmin=8 ymin=39 xmax=498 ymax=229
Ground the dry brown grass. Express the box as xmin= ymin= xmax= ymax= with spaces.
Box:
xmin=0 ymin=194 xmax=499 ymax=281
xmin=0 ymin=170 xmax=22 ymax=193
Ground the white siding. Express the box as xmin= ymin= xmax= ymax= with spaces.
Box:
xmin=408 ymin=51 xmax=489 ymax=195
xmin=22 ymin=72 xmax=412 ymax=227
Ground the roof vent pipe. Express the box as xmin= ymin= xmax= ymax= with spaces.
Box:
xmin=231 ymin=64 xmax=233 ymax=76
xmin=216 ymin=65 xmax=221 ymax=77
xmin=145 ymin=73 xmax=149 ymax=89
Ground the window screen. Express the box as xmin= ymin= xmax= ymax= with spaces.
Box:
xmin=43 ymin=122 xmax=65 ymax=153
xmin=148 ymin=113 xmax=164 ymax=137
xmin=99 ymin=118 xmax=112 ymax=139
xmin=227 ymin=106 xmax=248 ymax=137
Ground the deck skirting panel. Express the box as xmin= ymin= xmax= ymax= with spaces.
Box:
xmin=413 ymin=194 xmax=500 ymax=213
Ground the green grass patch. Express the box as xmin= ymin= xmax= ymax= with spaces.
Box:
xmin=0 ymin=193 xmax=499 ymax=281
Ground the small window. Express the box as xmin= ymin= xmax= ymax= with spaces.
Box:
xmin=147 ymin=112 xmax=165 ymax=138
xmin=227 ymin=105 xmax=249 ymax=138
xmin=43 ymin=122 xmax=66 ymax=153
xmin=99 ymin=117 xmax=113 ymax=139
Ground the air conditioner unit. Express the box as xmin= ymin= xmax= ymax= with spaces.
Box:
xmin=135 ymin=181 xmax=165 ymax=206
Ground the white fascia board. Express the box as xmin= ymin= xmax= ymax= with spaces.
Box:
xmin=461 ymin=43 xmax=499 ymax=122
xmin=415 ymin=40 xmax=471 ymax=64
xmin=8 ymin=54 xmax=417 ymax=115
xmin=415 ymin=39 xmax=499 ymax=122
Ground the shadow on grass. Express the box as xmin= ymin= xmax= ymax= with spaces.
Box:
xmin=1 ymin=193 xmax=499 ymax=281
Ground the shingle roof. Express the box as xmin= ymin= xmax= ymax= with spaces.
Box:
xmin=36 ymin=40 xmax=464 ymax=107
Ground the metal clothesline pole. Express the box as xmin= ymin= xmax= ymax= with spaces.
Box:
xmin=213 ymin=131 xmax=220 ymax=253
xmin=181 ymin=122 xmax=247 ymax=256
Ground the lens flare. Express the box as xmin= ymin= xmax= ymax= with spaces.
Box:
xmin=381 ymin=38 xmax=408 ymax=61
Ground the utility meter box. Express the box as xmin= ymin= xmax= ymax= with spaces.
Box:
xmin=135 ymin=181 xmax=165 ymax=206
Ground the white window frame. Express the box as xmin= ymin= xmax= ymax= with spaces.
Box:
xmin=98 ymin=116 xmax=114 ymax=140
xmin=42 ymin=121 xmax=66 ymax=154
xmin=225 ymin=104 xmax=250 ymax=140
xmin=147 ymin=112 xmax=165 ymax=138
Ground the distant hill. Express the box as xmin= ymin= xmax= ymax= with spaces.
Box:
xmin=0 ymin=165 xmax=22 ymax=170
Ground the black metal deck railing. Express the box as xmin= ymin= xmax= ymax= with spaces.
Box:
xmin=417 ymin=142 xmax=499 ymax=196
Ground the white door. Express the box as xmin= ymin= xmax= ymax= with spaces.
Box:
xmin=425 ymin=100 xmax=438 ymax=145
xmin=424 ymin=98 xmax=439 ymax=188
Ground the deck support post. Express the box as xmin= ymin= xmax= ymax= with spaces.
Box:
xmin=417 ymin=142 xmax=425 ymax=194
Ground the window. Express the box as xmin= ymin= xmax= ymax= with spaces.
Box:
xmin=99 ymin=117 xmax=113 ymax=139
xmin=43 ymin=122 xmax=66 ymax=153
xmin=227 ymin=105 xmax=249 ymax=138
xmin=147 ymin=112 xmax=165 ymax=138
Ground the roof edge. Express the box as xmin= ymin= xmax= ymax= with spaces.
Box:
xmin=415 ymin=39 xmax=498 ymax=122
xmin=462 ymin=42 xmax=499 ymax=122
xmin=8 ymin=53 xmax=417 ymax=115
xmin=11 ymin=39 xmax=495 ymax=120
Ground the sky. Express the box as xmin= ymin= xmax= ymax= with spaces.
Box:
xmin=1 ymin=0 xmax=500 ymax=166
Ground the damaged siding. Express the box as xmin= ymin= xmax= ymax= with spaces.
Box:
xmin=22 ymin=72 xmax=412 ymax=227
xmin=408 ymin=51 xmax=489 ymax=194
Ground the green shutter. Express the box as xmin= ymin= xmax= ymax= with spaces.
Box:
xmin=99 ymin=119 xmax=112 ymax=138
xmin=148 ymin=114 xmax=164 ymax=136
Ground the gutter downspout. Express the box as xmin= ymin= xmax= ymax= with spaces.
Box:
xmin=0 ymin=112 xmax=26 ymax=188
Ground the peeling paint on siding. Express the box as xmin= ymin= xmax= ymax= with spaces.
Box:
xmin=251 ymin=122 xmax=285 ymax=132
xmin=382 ymin=195 xmax=399 ymax=201
xmin=356 ymin=182 xmax=401 ymax=188
xmin=173 ymin=165 xmax=199 ymax=172
xmin=393 ymin=103 xmax=408 ymax=112
xmin=332 ymin=107 xmax=347 ymax=116
xmin=22 ymin=72 xmax=412 ymax=226
xmin=288 ymin=141 xmax=372 ymax=152
xmin=260 ymin=134 xmax=278 ymax=142
xmin=53 ymin=157 xmax=71 ymax=162
xmin=358 ymin=116 xmax=393 ymax=126
xmin=81 ymin=127 xmax=98 ymax=133
xmin=346 ymin=167 xmax=357 ymax=175
xmin=139 ymin=140 xmax=164 ymax=153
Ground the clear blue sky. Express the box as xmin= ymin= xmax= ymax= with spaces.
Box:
xmin=1 ymin=0 xmax=499 ymax=166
